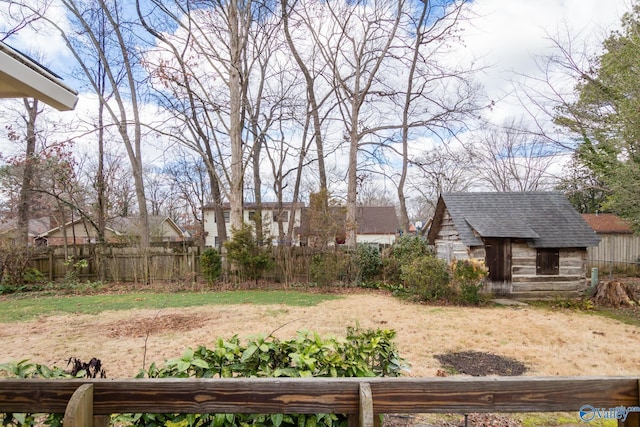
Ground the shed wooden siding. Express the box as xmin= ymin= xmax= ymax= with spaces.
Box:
xmin=510 ymin=243 xmax=587 ymax=298
xmin=432 ymin=208 xmax=469 ymax=262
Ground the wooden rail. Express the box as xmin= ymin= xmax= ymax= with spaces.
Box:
xmin=0 ymin=377 xmax=638 ymax=427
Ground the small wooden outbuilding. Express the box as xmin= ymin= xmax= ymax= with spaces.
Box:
xmin=427 ymin=192 xmax=601 ymax=299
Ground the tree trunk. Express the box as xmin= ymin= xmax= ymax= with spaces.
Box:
xmin=281 ymin=0 xmax=327 ymax=192
xmin=228 ymin=0 xmax=244 ymax=235
xmin=17 ymin=98 xmax=39 ymax=247
xmin=345 ymin=105 xmax=360 ymax=249
xmin=592 ymin=280 xmax=639 ymax=308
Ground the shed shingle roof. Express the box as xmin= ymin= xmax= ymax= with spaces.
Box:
xmin=430 ymin=192 xmax=600 ymax=248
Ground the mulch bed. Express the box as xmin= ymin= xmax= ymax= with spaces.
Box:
xmin=433 ymin=351 xmax=527 ymax=377
xmin=389 ymin=351 xmax=528 ymax=426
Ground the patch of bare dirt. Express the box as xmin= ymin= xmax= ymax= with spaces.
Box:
xmin=433 ymin=351 xmax=527 ymax=377
xmin=103 ymin=313 xmax=210 ymax=338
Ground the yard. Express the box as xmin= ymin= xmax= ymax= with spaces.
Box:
xmin=0 ymin=284 xmax=638 ymax=426
xmin=0 ymin=286 xmax=638 ymax=378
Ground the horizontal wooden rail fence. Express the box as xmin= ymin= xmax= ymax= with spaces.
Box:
xmin=0 ymin=377 xmax=638 ymax=427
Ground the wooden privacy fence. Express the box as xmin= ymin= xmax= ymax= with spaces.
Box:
xmin=0 ymin=377 xmax=639 ymax=427
xmin=587 ymin=234 xmax=640 ymax=274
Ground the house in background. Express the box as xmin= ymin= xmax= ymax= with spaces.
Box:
xmin=203 ymin=203 xmax=399 ymax=248
xmin=203 ymin=202 xmax=305 ymax=248
xmin=582 ymin=213 xmax=640 ymax=273
xmin=296 ymin=205 xmax=399 ymax=247
xmin=0 ymin=40 xmax=77 ymax=111
xmin=0 ymin=217 xmax=51 ymax=246
xmin=351 ymin=206 xmax=399 ymax=246
xmin=427 ymin=192 xmax=600 ymax=299
xmin=37 ymin=216 xmax=188 ymax=246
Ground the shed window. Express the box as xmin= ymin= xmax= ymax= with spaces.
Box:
xmin=536 ymin=248 xmax=559 ymax=275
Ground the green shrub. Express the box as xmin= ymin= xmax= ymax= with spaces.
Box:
xmin=224 ymin=223 xmax=274 ymax=282
xmin=200 ymin=248 xmax=222 ymax=284
xmin=126 ymin=327 xmax=407 ymax=426
xmin=400 ymin=254 xmax=452 ymax=302
xmin=0 ymin=329 xmax=406 ymax=427
xmin=390 ymin=235 xmax=430 ymax=266
xmin=354 ymin=244 xmax=382 ymax=283
xmin=384 ymin=236 xmax=431 ymax=286
xmin=310 ymin=251 xmax=349 ymax=287
xmin=451 ymin=259 xmax=488 ymax=305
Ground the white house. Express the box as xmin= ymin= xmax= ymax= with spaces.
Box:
xmin=203 ymin=202 xmax=305 ymax=248
xmin=0 ymin=40 xmax=78 ymax=111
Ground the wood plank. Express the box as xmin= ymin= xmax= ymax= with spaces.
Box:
xmin=368 ymin=377 xmax=639 ymax=413
xmin=64 ymin=384 xmax=94 ymax=427
xmin=359 ymin=383 xmax=374 ymax=427
xmin=618 ymin=379 xmax=640 ymax=427
xmin=93 ymin=415 xmax=110 ymax=427
xmin=511 ymin=276 xmax=583 ymax=283
xmin=0 ymin=377 xmax=637 ymax=415
xmin=512 ymin=283 xmax=585 ymax=293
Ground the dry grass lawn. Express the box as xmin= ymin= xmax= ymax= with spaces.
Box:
xmin=0 ymin=292 xmax=638 ymax=379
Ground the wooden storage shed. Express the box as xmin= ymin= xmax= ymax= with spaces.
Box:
xmin=427 ymin=192 xmax=601 ymax=299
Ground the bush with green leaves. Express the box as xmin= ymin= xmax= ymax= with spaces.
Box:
xmin=309 ymin=251 xmax=349 ymax=287
xmin=390 ymin=235 xmax=430 ymax=266
xmin=200 ymin=248 xmax=222 ymax=284
xmin=0 ymin=329 xmax=405 ymax=427
xmin=451 ymin=259 xmax=489 ymax=305
xmin=122 ymin=327 xmax=407 ymax=427
xmin=354 ymin=244 xmax=382 ymax=283
xmin=224 ymin=223 xmax=274 ymax=282
xmin=400 ymin=254 xmax=452 ymax=302
xmin=384 ymin=236 xmax=431 ymax=285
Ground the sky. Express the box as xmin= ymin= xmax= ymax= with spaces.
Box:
xmin=458 ymin=0 xmax=628 ymax=124
xmin=0 ymin=0 xmax=633 ymax=207
xmin=2 ymin=0 xmax=630 ymax=118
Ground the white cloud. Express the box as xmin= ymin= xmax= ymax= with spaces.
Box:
xmin=458 ymin=0 xmax=628 ymax=122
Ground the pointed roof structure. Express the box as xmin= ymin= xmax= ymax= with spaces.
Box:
xmin=428 ymin=192 xmax=600 ymax=248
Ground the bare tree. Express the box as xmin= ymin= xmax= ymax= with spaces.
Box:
xmin=411 ymin=146 xmax=474 ymax=220
xmin=138 ymin=0 xmax=277 ymax=245
xmin=297 ymin=0 xmax=404 ymax=248
xmin=0 ymin=1 xmax=43 ymax=41
xmin=468 ymin=117 xmax=559 ymax=192
xmin=280 ymin=0 xmax=332 ymax=193
xmin=15 ymin=98 xmax=40 ymax=246
xmin=394 ymin=0 xmax=481 ymax=233
xmin=15 ymin=0 xmax=153 ymax=250
xmin=163 ymin=152 xmax=212 ymax=246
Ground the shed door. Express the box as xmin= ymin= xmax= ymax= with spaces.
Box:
xmin=484 ymin=238 xmax=511 ymax=282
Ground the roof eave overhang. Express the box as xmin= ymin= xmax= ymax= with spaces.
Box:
xmin=0 ymin=45 xmax=78 ymax=111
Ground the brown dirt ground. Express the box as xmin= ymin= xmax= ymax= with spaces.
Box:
xmin=0 ymin=291 xmax=638 ymax=379
xmin=1 ymin=287 xmax=639 ymax=426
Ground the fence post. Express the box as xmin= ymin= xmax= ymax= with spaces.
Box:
xmin=618 ymin=379 xmax=640 ymax=427
xmin=48 ymin=251 xmax=54 ymax=282
xmin=64 ymin=384 xmax=97 ymax=427
xmin=359 ymin=382 xmax=374 ymax=427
